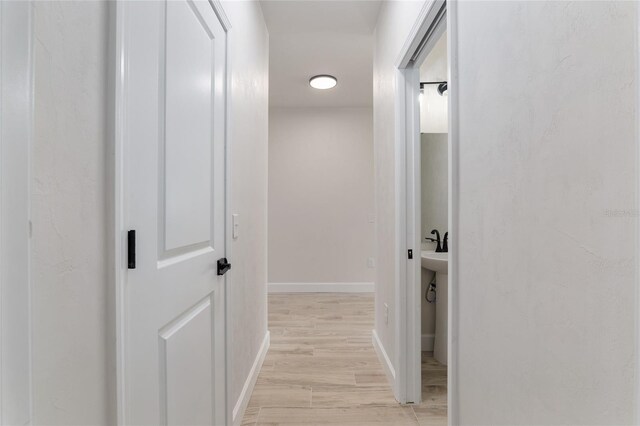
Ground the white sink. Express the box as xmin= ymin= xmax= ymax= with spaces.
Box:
xmin=420 ymin=249 xmax=449 ymax=365
xmin=421 ymin=250 xmax=448 ymax=273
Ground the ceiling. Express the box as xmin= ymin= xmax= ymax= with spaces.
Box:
xmin=261 ymin=0 xmax=382 ymax=108
xmin=420 ymin=32 xmax=447 ymax=82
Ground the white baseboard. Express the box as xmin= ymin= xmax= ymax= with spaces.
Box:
xmin=268 ymin=282 xmax=374 ymax=293
xmin=372 ymin=329 xmax=395 ymax=390
xmin=422 ymin=333 xmax=435 ymax=351
xmin=232 ymin=331 xmax=270 ymax=425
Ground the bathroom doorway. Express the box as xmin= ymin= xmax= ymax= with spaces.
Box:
xmin=393 ymin=0 xmax=457 ymax=422
xmin=416 ymin=29 xmax=449 ymax=424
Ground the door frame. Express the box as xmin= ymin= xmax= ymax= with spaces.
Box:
xmin=0 ymin=1 xmax=34 ymax=424
xmin=110 ymin=1 xmax=233 ymax=424
xmin=394 ymin=0 xmax=458 ymax=422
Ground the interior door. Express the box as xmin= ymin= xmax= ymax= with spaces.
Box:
xmin=1 ymin=1 xmax=33 ymax=424
xmin=122 ymin=1 xmax=228 ymax=424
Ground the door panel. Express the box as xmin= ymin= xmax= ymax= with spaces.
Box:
xmin=0 ymin=2 xmax=32 ymax=424
xmin=163 ymin=0 xmax=215 ymax=253
xmin=122 ymin=1 xmax=228 ymax=424
xmin=159 ymin=296 xmax=214 ymax=426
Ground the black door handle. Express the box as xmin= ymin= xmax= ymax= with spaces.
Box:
xmin=217 ymin=258 xmax=231 ymax=276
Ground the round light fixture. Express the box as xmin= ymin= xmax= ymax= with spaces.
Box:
xmin=309 ymin=75 xmax=337 ymax=90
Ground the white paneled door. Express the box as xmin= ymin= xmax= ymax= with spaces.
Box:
xmin=119 ymin=1 xmax=229 ymax=425
xmin=1 ymin=1 xmax=33 ymax=424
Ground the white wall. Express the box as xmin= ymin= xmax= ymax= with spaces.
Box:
xmin=455 ymin=1 xmax=637 ymax=423
xmin=373 ymin=0 xmax=428 ymax=378
xmin=421 ymin=133 xmax=448 ymax=243
xmin=32 ymin=2 xmax=111 ymax=424
xmin=221 ymin=0 xmax=270 ymax=419
xmin=420 ymin=133 xmax=448 ymax=341
xmin=269 ymin=107 xmax=375 ymax=284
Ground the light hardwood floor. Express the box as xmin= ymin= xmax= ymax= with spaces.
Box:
xmin=242 ymin=293 xmax=447 ymax=425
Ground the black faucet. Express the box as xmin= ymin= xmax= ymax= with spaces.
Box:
xmin=442 ymin=232 xmax=448 ymax=253
xmin=425 ymin=229 xmax=442 ymax=252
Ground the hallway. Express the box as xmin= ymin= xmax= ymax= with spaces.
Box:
xmin=2 ymin=1 xmax=638 ymax=424
xmin=242 ymin=294 xmax=447 ymax=425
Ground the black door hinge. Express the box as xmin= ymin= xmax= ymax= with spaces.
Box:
xmin=128 ymin=230 xmax=136 ymax=269
xmin=408 ymin=249 xmax=413 ymax=259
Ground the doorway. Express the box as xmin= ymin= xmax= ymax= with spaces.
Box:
xmin=416 ymin=29 xmax=449 ymax=424
xmin=394 ymin=0 xmax=458 ymax=423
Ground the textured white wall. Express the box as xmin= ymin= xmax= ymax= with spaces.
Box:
xmin=373 ymin=0 xmax=428 ymax=375
xmin=455 ymin=1 xmax=637 ymax=423
xmin=269 ymin=107 xmax=375 ymax=284
xmin=421 ymin=133 xmax=448 ymax=243
xmin=221 ymin=0 xmax=270 ymax=415
xmin=32 ymin=2 xmax=111 ymax=424
xmin=420 ymin=133 xmax=448 ymax=338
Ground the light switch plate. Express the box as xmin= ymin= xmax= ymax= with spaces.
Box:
xmin=384 ymin=303 xmax=389 ymax=325
xmin=232 ymin=214 xmax=239 ymax=239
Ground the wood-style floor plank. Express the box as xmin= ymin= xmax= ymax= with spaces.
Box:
xmin=242 ymin=293 xmax=447 ymax=425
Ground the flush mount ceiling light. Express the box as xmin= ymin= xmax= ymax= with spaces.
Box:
xmin=309 ymin=75 xmax=337 ymax=90
xmin=420 ymin=81 xmax=448 ymax=96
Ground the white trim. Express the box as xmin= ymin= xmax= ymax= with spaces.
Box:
xmin=372 ymin=329 xmax=395 ymax=388
xmin=209 ymin=0 xmax=231 ymax=32
xmin=396 ymin=0 xmax=446 ymax=69
xmin=446 ymin=2 xmax=459 ymax=424
xmin=637 ymin=0 xmax=640 ymax=422
xmin=1 ymin=5 xmax=3 ymax=419
xmin=268 ymin=282 xmax=374 ymax=293
xmin=109 ymin=2 xmax=127 ymax=423
xmin=221 ymin=2 xmax=233 ymax=424
xmin=393 ymin=68 xmax=408 ymax=404
xmin=232 ymin=331 xmax=269 ymax=426
xmin=421 ymin=334 xmax=435 ymax=352
xmin=392 ymin=65 xmax=423 ymax=404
